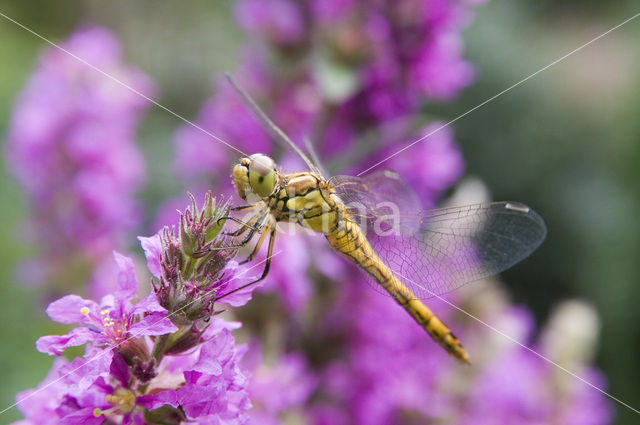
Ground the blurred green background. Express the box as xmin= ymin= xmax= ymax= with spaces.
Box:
xmin=1 ymin=1 xmax=639 ymax=424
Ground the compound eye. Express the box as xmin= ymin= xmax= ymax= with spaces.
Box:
xmin=249 ymin=168 xmax=276 ymax=198
xmin=248 ymin=154 xmax=277 ymax=198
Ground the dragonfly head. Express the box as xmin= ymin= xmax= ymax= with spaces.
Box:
xmin=233 ymin=153 xmax=279 ymax=201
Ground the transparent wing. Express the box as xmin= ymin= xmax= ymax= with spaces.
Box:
xmin=329 ymin=172 xmax=421 ymax=235
xmin=330 ymin=174 xmax=547 ymax=299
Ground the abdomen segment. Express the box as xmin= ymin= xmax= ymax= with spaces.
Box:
xmin=325 ymin=219 xmax=470 ymax=363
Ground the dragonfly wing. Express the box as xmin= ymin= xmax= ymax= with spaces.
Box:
xmin=330 ymin=172 xmax=421 ymax=236
xmin=365 ymin=202 xmax=547 ymax=299
xmin=329 ymin=172 xmax=546 ymax=299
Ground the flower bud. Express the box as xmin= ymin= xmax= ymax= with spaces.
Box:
xmin=152 ymin=192 xmax=238 ymax=325
xmin=541 ymin=300 xmax=600 ymax=369
xmin=180 ymin=191 xmax=227 ymax=261
xmin=132 ymin=359 xmax=158 ymax=383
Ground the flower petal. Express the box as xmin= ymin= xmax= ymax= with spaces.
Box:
xmin=131 ymin=294 xmax=167 ymax=315
xmin=138 ymin=234 xmax=162 ymax=279
xmin=202 ymin=317 xmax=242 ymax=339
xmin=136 ymin=390 xmax=179 ymax=410
xmin=191 ymin=330 xmax=235 ymax=376
xmin=128 ymin=313 xmax=177 ymax=337
xmin=59 ymin=408 xmax=105 ymax=425
xmin=60 ymin=354 xmax=113 ymax=392
xmin=177 ymin=382 xmax=226 ymax=419
xmin=113 ymin=251 xmax=138 ymax=299
xmin=110 ymin=353 xmax=130 ymax=388
xmin=217 ymin=263 xmax=262 ymax=307
xmin=46 ymin=295 xmax=97 ymax=324
xmin=36 ymin=327 xmax=95 ymax=356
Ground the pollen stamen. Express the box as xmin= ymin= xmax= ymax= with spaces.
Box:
xmin=106 ymin=389 xmax=136 ymax=414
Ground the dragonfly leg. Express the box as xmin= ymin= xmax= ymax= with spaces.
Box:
xmin=231 ymin=204 xmax=260 ymax=211
xmin=239 ymin=227 xmax=270 ymax=265
xmin=218 ymin=215 xmax=261 ymax=235
xmin=194 ymin=213 xmax=268 ymax=255
xmin=220 ymin=215 xmax=261 ymax=237
xmin=214 ymin=227 xmax=276 ymax=302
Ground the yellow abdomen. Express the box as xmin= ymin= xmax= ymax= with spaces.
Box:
xmin=325 ymin=218 xmax=469 ymax=363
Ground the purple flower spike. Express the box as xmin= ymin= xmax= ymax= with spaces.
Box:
xmin=5 ymin=26 xmax=154 ymax=296
xmin=140 ymin=192 xmax=261 ymax=331
xmin=18 ymin=193 xmax=256 ymax=424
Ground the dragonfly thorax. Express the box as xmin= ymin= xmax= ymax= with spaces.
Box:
xmin=232 ymin=153 xmax=280 ymax=202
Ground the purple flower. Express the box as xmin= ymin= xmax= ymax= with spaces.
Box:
xmin=36 ymin=251 xmax=177 ymax=356
xmin=15 ymin=353 xmax=115 ymax=425
xmin=462 ymin=349 xmax=613 ymax=425
xmin=5 ymin=26 xmax=153 ymax=294
xmin=13 ymin=358 xmax=72 ymax=425
xmin=19 ymin=352 xmax=161 ymax=424
xmin=175 ymin=329 xmax=252 ymax=421
xmin=256 ymin=227 xmax=347 ymax=314
xmin=18 ymin=324 xmax=254 ymax=424
xmin=15 ymin=192 xmax=258 ymax=424
xmin=408 ymin=31 xmax=475 ymax=100
xmin=311 ymin=282 xmax=455 ymax=425
xmin=236 ymin=0 xmax=306 ymax=46
xmin=137 ymin=322 xmax=252 ymax=423
xmin=138 ymin=192 xmax=263 ymax=361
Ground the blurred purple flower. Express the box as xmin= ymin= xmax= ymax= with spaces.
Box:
xmin=173 ymin=54 xmax=273 ymax=187
xmin=255 ymin=230 xmax=348 ymax=315
xmin=248 ymin=352 xmax=318 ymax=425
xmin=462 ymin=350 xmax=613 ymax=425
xmin=5 ymin=26 xmax=153 ymax=294
xmin=366 ymin=122 xmax=466 ymax=207
xmin=236 ymin=0 xmax=306 ymax=45
xmin=257 ymin=233 xmax=314 ymax=313
xmin=313 ymin=283 xmax=454 ymax=425
xmin=174 ymin=0 xmax=479 ymax=183
xmin=307 ymin=280 xmax=614 ymax=425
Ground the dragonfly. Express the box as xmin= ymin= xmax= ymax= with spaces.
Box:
xmin=210 ymin=76 xmax=547 ymax=363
